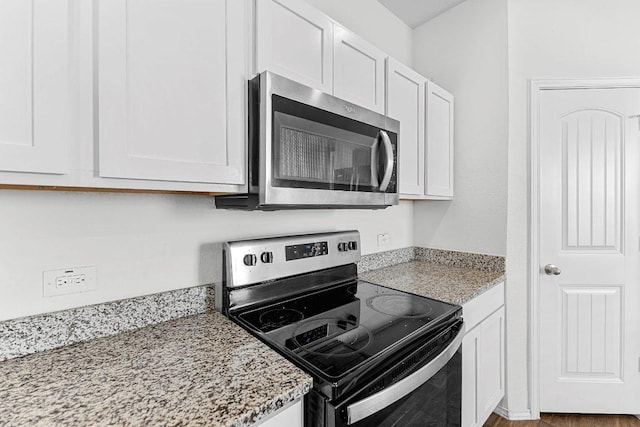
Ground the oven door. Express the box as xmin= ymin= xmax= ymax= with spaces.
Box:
xmin=308 ymin=322 xmax=464 ymax=427
xmin=259 ymin=71 xmax=399 ymax=208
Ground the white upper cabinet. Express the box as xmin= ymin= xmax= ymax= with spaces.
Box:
xmin=425 ymin=81 xmax=454 ymax=198
xmin=255 ymin=0 xmax=333 ymax=93
xmin=386 ymin=58 xmax=426 ymax=197
xmin=0 ymin=0 xmax=71 ymax=175
xmin=333 ymin=27 xmax=386 ymax=114
xmin=97 ymin=0 xmax=246 ymax=185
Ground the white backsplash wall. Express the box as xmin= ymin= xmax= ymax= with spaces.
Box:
xmin=0 ymin=191 xmax=413 ymax=321
xmin=411 ymin=0 xmax=509 ymax=256
xmin=0 ymin=0 xmax=414 ymax=322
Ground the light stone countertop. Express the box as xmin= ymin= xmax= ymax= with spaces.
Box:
xmin=0 ymin=311 xmax=312 ymax=427
xmin=0 ymin=256 xmax=502 ymax=427
xmin=360 ymin=260 xmax=505 ymax=306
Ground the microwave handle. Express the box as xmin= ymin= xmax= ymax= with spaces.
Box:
xmin=346 ymin=324 xmax=465 ymax=425
xmin=376 ymin=130 xmax=394 ymax=192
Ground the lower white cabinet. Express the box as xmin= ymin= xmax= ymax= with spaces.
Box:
xmin=462 ymin=283 xmax=505 ymax=427
xmin=254 ymin=399 xmax=303 ymax=427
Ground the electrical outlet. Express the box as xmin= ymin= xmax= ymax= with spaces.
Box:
xmin=43 ymin=266 xmax=97 ymax=297
xmin=377 ymin=233 xmax=390 ymax=247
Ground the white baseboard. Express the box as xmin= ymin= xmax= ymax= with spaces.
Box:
xmin=493 ymin=405 xmax=509 ymax=419
xmin=493 ymin=405 xmax=534 ymax=421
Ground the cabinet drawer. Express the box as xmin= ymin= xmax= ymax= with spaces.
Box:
xmin=462 ymin=281 xmax=504 ymax=331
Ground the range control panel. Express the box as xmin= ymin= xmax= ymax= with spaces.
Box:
xmin=285 ymin=241 xmax=328 ymax=261
xmin=224 ymin=230 xmax=361 ymax=289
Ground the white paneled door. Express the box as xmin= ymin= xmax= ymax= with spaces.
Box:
xmin=538 ymin=85 xmax=640 ymax=413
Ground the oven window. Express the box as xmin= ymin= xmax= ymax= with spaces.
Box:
xmin=348 ymin=350 xmax=461 ymax=427
xmin=271 ymin=95 xmax=397 ymax=193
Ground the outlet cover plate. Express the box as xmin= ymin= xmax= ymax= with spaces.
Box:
xmin=377 ymin=233 xmax=390 ymax=246
xmin=43 ymin=266 xmax=97 ymax=297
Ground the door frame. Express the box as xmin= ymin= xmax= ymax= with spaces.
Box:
xmin=529 ymin=78 xmax=640 ymax=419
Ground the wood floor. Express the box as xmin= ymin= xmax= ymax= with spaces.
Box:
xmin=484 ymin=412 xmax=640 ymax=427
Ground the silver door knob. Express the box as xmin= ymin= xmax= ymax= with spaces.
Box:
xmin=544 ymin=264 xmax=561 ymax=275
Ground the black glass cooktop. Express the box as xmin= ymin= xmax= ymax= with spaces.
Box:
xmin=235 ymin=280 xmax=459 ymax=380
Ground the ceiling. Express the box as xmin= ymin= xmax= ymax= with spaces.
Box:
xmin=378 ymin=0 xmax=468 ymax=28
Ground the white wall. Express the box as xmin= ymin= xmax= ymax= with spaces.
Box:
xmin=506 ymin=0 xmax=640 ymax=415
xmin=0 ymin=0 xmax=413 ymax=322
xmin=411 ymin=0 xmax=508 ymax=256
xmin=306 ymin=0 xmax=413 ymax=67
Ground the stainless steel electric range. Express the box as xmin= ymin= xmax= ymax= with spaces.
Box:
xmin=216 ymin=231 xmax=464 ymax=427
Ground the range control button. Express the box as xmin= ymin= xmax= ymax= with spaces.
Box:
xmin=260 ymin=251 xmax=274 ymax=264
xmin=338 ymin=242 xmax=348 ymax=252
xmin=243 ymin=254 xmax=257 ymax=266
xmin=348 ymin=241 xmax=358 ymax=251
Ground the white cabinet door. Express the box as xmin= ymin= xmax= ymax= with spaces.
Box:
xmin=477 ymin=307 xmax=505 ymax=425
xmin=254 ymin=399 xmax=303 ymax=427
xmin=462 ymin=306 xmax=505 ymax=427
xmin=97 ymin=0 xmax=246 ymax=185
xmin=462 ymin=322 xmax=481 ymax=427
xmin=255 ymin=0 xmax=333 ymax=93
xmin=333 ymin=27 xmax=385 ymax=114
xmin=425 ymin=81 xmax=454 ymax=198
xmin=0 ymin=0 xmax=71 ymax=175
xmin=386 ymin=58 xmax=425 ymax=196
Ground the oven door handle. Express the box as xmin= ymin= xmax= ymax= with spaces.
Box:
xmin=346 ymin=324 xmax=465 ymax=425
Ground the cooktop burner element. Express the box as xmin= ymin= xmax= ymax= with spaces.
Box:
xmin=235 ymin=278 xmax=456 ymax=380
xmin=258 ymin=308 xmax=304 ymax=329
xmin=366 ymin=294 xmax=433 ymax=318
xmin=291 ymin=317 xmax=373 ymax=357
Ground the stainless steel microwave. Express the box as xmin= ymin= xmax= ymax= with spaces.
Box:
xmin=215 ymin=71 xmax=399 ymax=210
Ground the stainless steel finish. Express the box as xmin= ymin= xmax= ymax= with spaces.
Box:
xmin=544 ymin=264 xmax=562 ymax=275
xmin=227 ymin=272 xmax=357 ymax=313
xmin=224 ymin=231 xmax=360 ymax=289
xmin=346 ymin=324 xmax=465 ymax=425
xmin=261 ymin=186 xmax=399 ymax=207
xmin=378 ymin=130 xmax=394 ymax=192
xmin=259 ymin=71 xmax=399 ymax=208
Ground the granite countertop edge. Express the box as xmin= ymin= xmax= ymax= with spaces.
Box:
xmin=455 ymin=273 xmax=506 ymax=305
xmin=227 ymin=381 xmax=313 ymax=427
